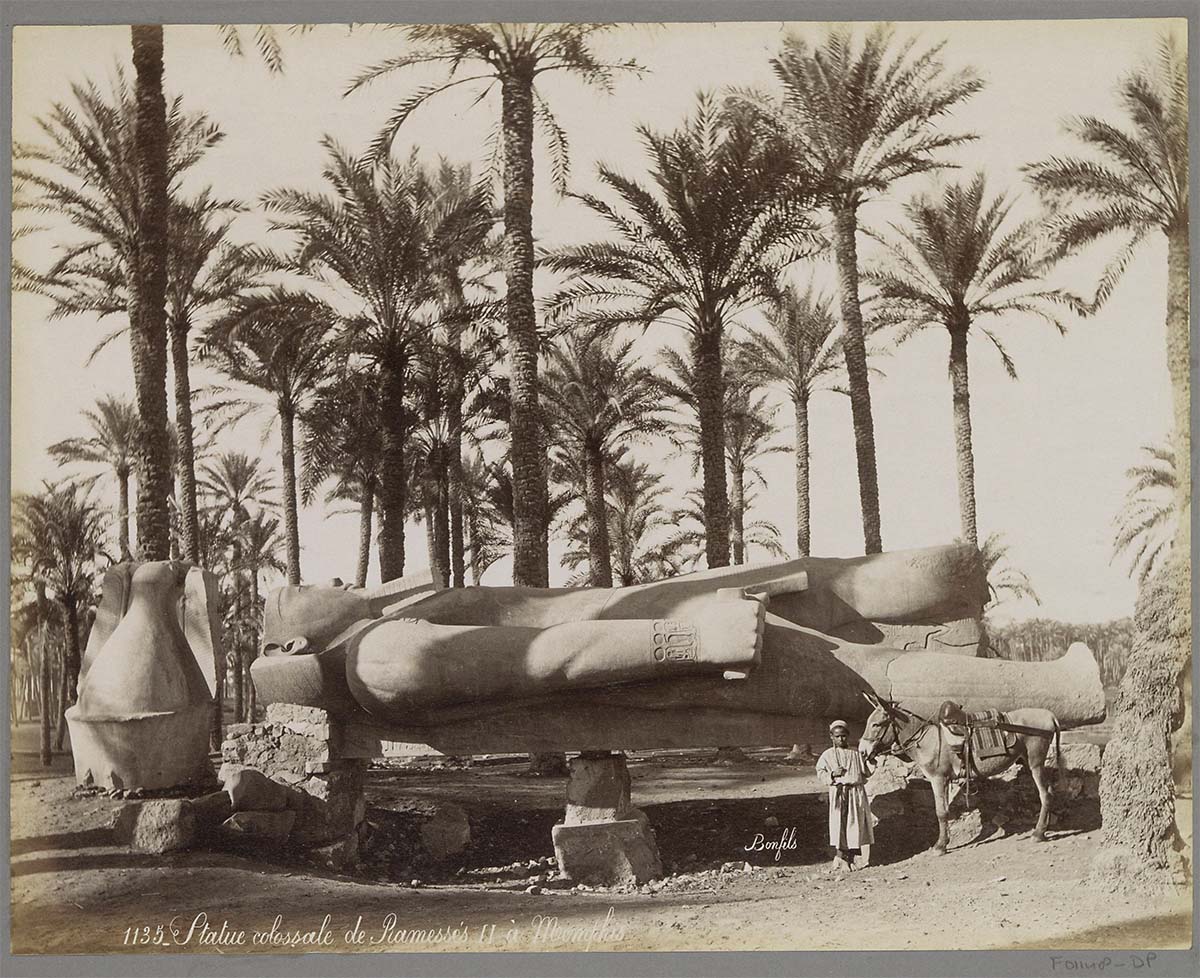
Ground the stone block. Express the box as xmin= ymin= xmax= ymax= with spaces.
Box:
xmin=552 ymin=810 xmax=662 ymax=886
xmin=305 ymin=832 xmax=360 ymax=873
xmin=290 ymin=762 xmax=368 ymax=847
xmin=224 ymin=768 xmax=295 ymax=812
xmin=868 ymin=792 xmax=908 ymax=820
xmin=866 ymin=755 xmax=912 ymax=798
xmin=190 ymin=790 xmax=235 ymax=835
xmin=221 ymin=810 xmax=297 ymax=847
xmin=1058 ymin=742 xmax=1103 ymax=773
xmin=111 ymin=800 xmax=196 ymax=853
xmin=565 ymin=753 xmax=632 ymax=825
xmin=946 ymin=808 xmax=984 ymax=849
xmin=418 ymin=803 xmax=472 ymax=860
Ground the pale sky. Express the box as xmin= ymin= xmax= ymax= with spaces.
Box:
xmin=8 ymin=19 xmax=1185 ymax=623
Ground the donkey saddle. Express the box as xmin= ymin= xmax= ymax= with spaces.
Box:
xmin=938 ymin=701 xmax=1017 ymax=761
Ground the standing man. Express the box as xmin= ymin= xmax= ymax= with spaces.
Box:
xmin=816 ymin=719 xmax=875 ymax=871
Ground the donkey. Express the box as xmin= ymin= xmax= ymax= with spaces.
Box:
xmin=858 ymin=693 xmax=1063 ymax=854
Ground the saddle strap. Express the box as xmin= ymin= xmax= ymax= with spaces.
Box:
xmin=995 ymin=721 xmax=1054 ymax=738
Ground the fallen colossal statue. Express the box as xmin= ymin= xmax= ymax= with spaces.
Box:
xmin=250 ymin=544 xmax=1107 ymax=753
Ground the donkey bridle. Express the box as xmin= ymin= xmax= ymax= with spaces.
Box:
xmin=868 ymin=701 xmax=938 ymax=761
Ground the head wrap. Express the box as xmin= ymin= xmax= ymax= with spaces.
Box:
xmin=829 ymin=720 xmax=849 ymax=733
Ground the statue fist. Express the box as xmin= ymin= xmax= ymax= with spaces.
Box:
xmin=688 ymin=590 xmax=767 ymax=675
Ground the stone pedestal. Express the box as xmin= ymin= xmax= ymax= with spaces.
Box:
xmin=221 ymin=703 xmax=369 ymax=866
xmin=552 ymin=752 xmax=662 ymax=886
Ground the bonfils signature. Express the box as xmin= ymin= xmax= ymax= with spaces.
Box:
xmin=743 ymin=826 xmax=798 ymax=861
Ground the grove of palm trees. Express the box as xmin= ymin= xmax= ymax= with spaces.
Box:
xmin=8 ymin=17 xmax=1191 ymax=958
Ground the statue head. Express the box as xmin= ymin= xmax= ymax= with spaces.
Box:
xmin=261 ymin=585 xmax=375 ymax=656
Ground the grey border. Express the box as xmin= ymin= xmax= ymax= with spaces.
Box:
xmin=2 ymin=1 xmax=1197 ymax=976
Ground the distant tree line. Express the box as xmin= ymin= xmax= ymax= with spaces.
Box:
xmin=990 ymin=618 xmax=1134 ymax=689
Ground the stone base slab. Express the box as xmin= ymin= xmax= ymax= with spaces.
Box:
xmin=552 ymin=812 xmax=663 ymax=886
xmin=68 ymin=704 xmax=212 ymax=791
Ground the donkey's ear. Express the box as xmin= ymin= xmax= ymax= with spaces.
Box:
xmin=862 ymin=690 xmax=880 ymax=707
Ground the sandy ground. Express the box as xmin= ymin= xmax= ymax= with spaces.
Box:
xmin=8 ymin=730 xmax=1192 ymax=956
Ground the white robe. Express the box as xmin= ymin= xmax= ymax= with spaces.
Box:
xmin=816 ymin=746 xmax=875 ymax=849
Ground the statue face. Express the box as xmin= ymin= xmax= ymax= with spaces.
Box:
xmin=261 ymin=585 xmax=373 ymax=656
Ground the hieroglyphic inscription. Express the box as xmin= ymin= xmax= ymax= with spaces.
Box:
xmin=651 ymin=620 xmax=698 ymax=662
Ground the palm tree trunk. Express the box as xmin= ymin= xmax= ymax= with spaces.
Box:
xmin=129 ymin=25 xmax=173 ymax=561
xmin=231 ymin=539 xmax=244 ymax=725
xmin=447 ymin=290 xmax=467 ymax=588
xmin=38 ymin=619 xmax=51 ymax=766
xmin=209 ymin=587 xmax=225 ymax=751
xmin=948 ymin=324 xmax=978 ymax=547
xmin=247 ymin=568 xmax=259 ymax=722
xmin=279 ymin=402 xmax=302 ymax=585
xmin=584 ymin=443 xmax=614 ymax=587
xmin=793 ymin=391 xmax=811 ymax=558
xmin=434 ymin=454 xmax=451 ymax=589
xmin=378 ymin=359 xmax=408 ymax=583
xmin=469 ymin=514 xmax=482 ymax=586
xmin=356 ymin=474 xmax=375 ymax=588
xmin=53 ymin=598 xmax=81 ymax=751
xmin=169 ymin=316 xmax=200 ymax=563
xmin=117 ymin=468 xmax=131 ymax=561
xmin=730 ymin=461 xmax=745 ymax=565
xmin=424 ymin=503 xmax=438 ymax=576
xmin=1165 ymin=218 xmax=1190 ymax=540
xmin=830 ymin=202 xmax=883 ymax=554
xmin=501 ymin=71 xmax=548 ymax=588
xmin=449 ymin=458 xmax=465 ymax=587
xmin=693 ymin=326 xmax=731 ymax=568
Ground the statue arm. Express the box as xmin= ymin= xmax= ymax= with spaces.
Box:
xmin=346 ymin=592 xmax=765 ymax=720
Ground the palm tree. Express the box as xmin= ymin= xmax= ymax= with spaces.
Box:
xmin=659 ymin=346 xmax=787 ymax=565
xmin=760 ymin=25 xmax=984 ymax=553
xmin=48 ymin=396 xmax=139 ymax=560
xmin=15 ymin=68 xmax=223 ymax=560
xmin=979 ymin=531 xmax=1040 ymax=613
xmin=1026 ymin=36 xmax=1191 ymax=888
xmin=544 ymin=93 xmax=818 ymax=568
xmin=561 ymin=457 xmax=684 ymax=587
xmin=459 ymin=451 xmax=510 ymax=585
xmin=408 ymin=329 xmax=457 ymax=588
xmin=165 ymin=193 xmax=268 ymax=563
xmin=722 ymin=377 xmax=788 ymax=566
xmin=125 ymin=23 xmax=298 ymax=556
xmin=867 ymin=174 xmax=1072 ymax=546
xmin=262 ymin=141 xmax=442 ymax=583
xmin=1113 ymin=443 xmax=1178 ymax=587
xmin=737 ymin=284 xmax=846 ymax=557
xmin=301 ymin=372 xmax=385 ymax=589
xmin=234 ymin=510 xmax=286 ymax=721
xmin=349 ymin=24 xmax=642 ymax=588
xmin=202 ymin=289 xmax=333 ymax=584
xmin=542 ymin=334 xmax=669 ymax=586
xmin=420 ymin=161 xmax=498 ymax=587
xmin=12 ymin=481 xmax=109 ymax=750
xmin=199 ymin=451 xmax=277 ymax=724
xmin=129 ymin=25 xmax=174 ymax=560
xmin=1025 ymin=35 xmax=1189 ymax=522
xmin=660 ymin=488 xmax=786 ymax=572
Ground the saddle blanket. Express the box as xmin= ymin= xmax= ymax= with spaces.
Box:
xmin=968 ymin=709 xmax=1016 ymax=759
